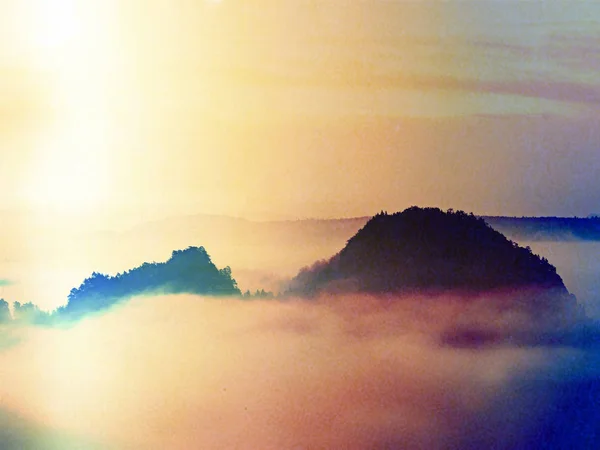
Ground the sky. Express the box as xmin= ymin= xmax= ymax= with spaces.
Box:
xmin=1 ymin=0 xmax=600 ymax=227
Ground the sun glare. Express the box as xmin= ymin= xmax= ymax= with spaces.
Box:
xmin=19 ymin=0 xmax=120 ymax=216
xmin=30 ymin=0 xmax=83 ymax=51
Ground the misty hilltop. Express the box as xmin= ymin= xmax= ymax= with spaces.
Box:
xmin=55 ymin=246 xmax=240 ymax=321
xmin=287 ymin=207 xmax=572 ymax=299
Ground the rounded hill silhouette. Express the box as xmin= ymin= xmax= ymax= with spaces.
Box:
xmin=55 ymin=246 xmax=240 ymax=321
xmin=288 ymin=207 xmax=571 ymax=297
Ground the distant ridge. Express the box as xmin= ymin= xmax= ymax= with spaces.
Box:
xmin=482 ymin=215 xmax=600 ymax=241
xmin=117 ymin=213 xmax=600 ymax=243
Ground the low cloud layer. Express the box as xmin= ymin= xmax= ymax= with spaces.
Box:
xmin=0 ymin=292 xmax=598 ymax=449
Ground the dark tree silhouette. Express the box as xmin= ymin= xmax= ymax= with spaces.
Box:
xmin=287 ymin=207 xmax=571 ymax=298
xmin=0 ymin=299 xmax=10 ymax=324
xmin=55 ymin=246 xmax=241 ymax=321
xmin=12 ymin=301 xmax=50 ymax=325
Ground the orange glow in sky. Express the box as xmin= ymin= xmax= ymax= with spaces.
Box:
xmin=0 ymin=1 xmax=599 ymax=221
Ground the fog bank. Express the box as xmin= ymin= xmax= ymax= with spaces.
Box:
xmin=0 ymin=293 xmax=598 ymax=449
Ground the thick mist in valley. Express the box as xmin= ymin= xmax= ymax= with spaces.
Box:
xmin=1 ymin=292 xmax=599 ymax=450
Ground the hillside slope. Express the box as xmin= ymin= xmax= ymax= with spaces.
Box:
xmin=288 ymin=207 xmax=571 ymax=298
xmin=55 ymin=246 xmax=240 ymax=320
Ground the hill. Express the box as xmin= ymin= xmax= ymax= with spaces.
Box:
xmin=55 ymin=246 xmax=240 ymax=321
xmin=78 ymin=214 xmax=598 ymax=294
xmin=2 ymin=210 xmax=595 ymax=310
xmin=287 ymin=207 xmax=572 ymax=299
